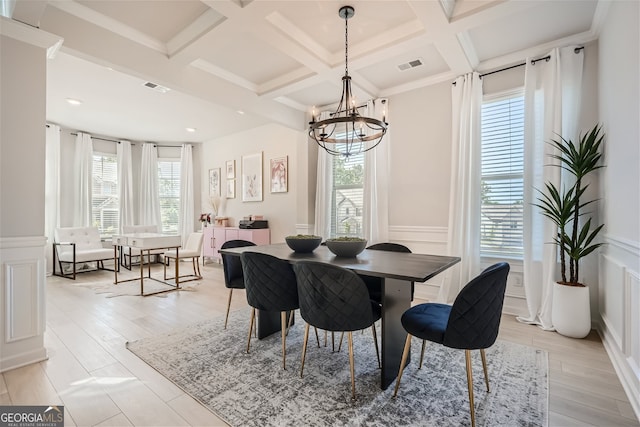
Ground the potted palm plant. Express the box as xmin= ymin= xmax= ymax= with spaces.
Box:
xmin=535 ymin=124 xmax=605 ymax=338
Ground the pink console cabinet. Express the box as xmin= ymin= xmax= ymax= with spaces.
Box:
xmin=202 ymin=226 xmax=270 ymax=264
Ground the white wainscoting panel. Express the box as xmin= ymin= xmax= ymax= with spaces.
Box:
xmin=4 ymin=260 xmax=40 ymax=342
xmin=598 ymin=235 xmax=640 ymax=421
xmin=0 ymin=236 xmax=47 ymax=372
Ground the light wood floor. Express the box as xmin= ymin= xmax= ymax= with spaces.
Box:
xmin=1 ymin=262 xmax=638 ymax=426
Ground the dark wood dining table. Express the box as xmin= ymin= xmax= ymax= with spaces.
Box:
xmin=219 ymin=242 xmax=460 ymax=390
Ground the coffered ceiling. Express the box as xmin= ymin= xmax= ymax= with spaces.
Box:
xmin=9 ymin=0 xmax=606 ymax=142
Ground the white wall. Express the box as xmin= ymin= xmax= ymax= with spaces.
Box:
xmin=596 ymin=0 xmax=640 ymax=419
xmin=201 ymin=123 xmax=306 ymax=243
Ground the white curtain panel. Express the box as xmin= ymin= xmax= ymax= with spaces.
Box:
xmin=139 ymin=143 xmax=162 ymax=229
xmin=117 ymin=140 xmax=135 ymax=233
xmin=439 ymin=72 xmax=483 ymax=303
xmin=73 ymin=132 xmax=93 ymax=227
xmin=518 ymin=47 xmax=584 ymax=330
xmin=44 ymin=124 xmax=61 ymax=275
xmin=313 ymin=111 xmax=333 ymax=240
xmin=363 ymin=98 xmax=390 ymax=244
xmin=179 ymin=144 xmax=195 ymax=246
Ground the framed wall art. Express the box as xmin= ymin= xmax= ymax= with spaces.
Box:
xmin=226 ymin=160 xmax=235 ymax=179
xmin=209 ymin=168 xmax=221 ymax=196
xmin=241 ymin=152 xmax=263 ymax=202
xmin=270 ymin=156 xmax=288 ymax=193
xmin=226 ymin=179 xmax=235 ymax=199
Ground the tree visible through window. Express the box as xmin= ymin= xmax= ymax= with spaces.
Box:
xmin=92 ymin=153 xmax=119 ymax=237
xmin=158 ymin=160 xmax=180 ymax=234
xmin=331 ymin=147 xmax=364 ymax=237
xmin=480 ymin=90 xmax=524 ymax=258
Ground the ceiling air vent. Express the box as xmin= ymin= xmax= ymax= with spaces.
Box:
xmin=143 ymin=81 xmax=170 ymax=93
xmin=397 ymin=58 xmax=423 ymax=71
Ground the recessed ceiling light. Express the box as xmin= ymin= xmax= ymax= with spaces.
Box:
xmin=185 ymin=127 xmax=196 ymax=133
xmin=237 ymin=110 xmax=245 ymax=115
xmin=66 ymin=98 xmax=83 ymax=105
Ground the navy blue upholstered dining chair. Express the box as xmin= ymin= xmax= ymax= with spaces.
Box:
xmin=361 ymin=242 xmax=413 ymax=303
xmin=220 ymin=240 xmax=256 ymax=329
xmin=293 ymin=261 xmax=381 ymax=400
xmin=241 ymin=251 xmax=299 ymax=370
xmin=392 ymin=262 xmax=510 ymax=427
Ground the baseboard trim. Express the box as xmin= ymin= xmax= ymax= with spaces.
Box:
xmin=598 ymin=320 xmax=640 ymax=422
xmin=0 ymin=347 xmax=48 ymax=373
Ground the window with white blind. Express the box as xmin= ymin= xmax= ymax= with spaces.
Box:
xmin=158 ymin=159 xmax=180 ymax=234
xmin=92 ymin=153 xmax=119 ymax=237
xmin=480 ymin=90 xmax=524 ymax=258
xmin=331 ymin=147 xmax=364 ymax=237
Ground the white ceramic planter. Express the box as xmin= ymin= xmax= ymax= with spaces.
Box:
xmin=551 ymin=281 xmax=591 ymax=338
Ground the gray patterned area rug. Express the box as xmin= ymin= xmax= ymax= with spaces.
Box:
xmin=127 ymin=309 xmax=548 ymax=427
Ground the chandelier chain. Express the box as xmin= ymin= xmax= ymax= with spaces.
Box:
xmin=344 ymin=12 xmax=349 ymax=76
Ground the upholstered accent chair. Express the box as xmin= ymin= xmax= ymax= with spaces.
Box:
xmin=392 ymin=262 xmax=510 ymax=427
xmin=53 ymin=227 xmax=115 ymax=280
xmin=220 ymin=240 xmax=256 ymax=329
xmin=361 ymin=242 xmax=413 ymax=303
xmin=293 ymin=261 xmax=381 ymax=400
xmin=241 ymin=251 xmax=299 ymax=370
xmin=163 ymin=232 xmax=204 ymax=282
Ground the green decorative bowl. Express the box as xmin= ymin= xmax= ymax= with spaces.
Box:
xmin=285 ymin=235 xmax=323 ymax=253
xmin=325 ymin=238 xmax=368 ymax=257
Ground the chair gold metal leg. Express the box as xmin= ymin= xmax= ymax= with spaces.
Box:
xmin=348 ymin=331 xmax=356 ymax=400
xmin=286 ymin=310 xmax=294 ymax=336
xmin=371 ymin=323 xmax=381 ymax=369
xmin=465 ymin=350 xmax=476 ymax=427
xmin=300 ymin=323 xmax=310 ymax=378
xmin=224 ymin=289 xmax=233 ymax=329
xmin=314 ymin=326 xmax=320 ymax=347
xmin=480 ymin=348 xmax=490 ymax=392
xmin=393 ymin=334 xmax=412 ymax=397
xmin=281 ymin=312 xmax=288 ymax=370
xmin=419 ymin=339 xmax=427 ymax=369
xmin=246 ymin=308 xmax=255 ymax=353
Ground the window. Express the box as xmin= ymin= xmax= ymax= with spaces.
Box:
xmin=480 ymin=90 xmax=524 ymax=258
xmin=331 ymin=147 xmax=364 ymax=237
xmin=158 ymin=159 xmax=180 ymax=234
xmin=92 ymin=153 xmax=119 ymax=237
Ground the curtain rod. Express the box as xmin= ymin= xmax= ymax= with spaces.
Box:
xmin=69 ymin=133 xmax=183 ymax=148
xmin=452 ymin=46 xmax=584 ymax=84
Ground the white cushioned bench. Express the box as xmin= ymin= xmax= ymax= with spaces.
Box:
xmin=53 ymin=227 xmax=115 ymax=280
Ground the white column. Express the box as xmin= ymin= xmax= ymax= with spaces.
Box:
xmin=0 ymin=17 xmax=62 ymax=372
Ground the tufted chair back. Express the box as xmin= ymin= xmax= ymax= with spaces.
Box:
xmin=443 ymin=262 xmax=510 ymax=350
xmin=221 ymin=240 xmax=256 ymax=289
xmin=55 ymin=227 xmax=103 ymax=259
xmin=293 ymin=261 xmax=379 ymax=332
xmin=241 ymin=252 xmax=298 ymax=312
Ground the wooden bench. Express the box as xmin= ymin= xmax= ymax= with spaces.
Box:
xmin=53 ymin=227 xmax=115 ymax=280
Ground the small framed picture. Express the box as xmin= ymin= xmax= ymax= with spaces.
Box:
xmin=270 ymin=156 xmax=288 ymax=193
xmin=226 ymin=180 xmax=235 ymax=199
xmin=242 ymin=152 xmax=263 ymax=202
xmin=226 ymin=160 xmax=235 ymax=179
xmin=209 ymin=168 xmax=221 ymax=196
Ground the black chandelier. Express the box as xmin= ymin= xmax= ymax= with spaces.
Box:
xmin=308 ymin=6 xmax=388 ymax=158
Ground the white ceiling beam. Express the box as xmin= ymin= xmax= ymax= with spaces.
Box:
xmin=166 ymin=8 xmax=226 ymax=58
xmin=380 ymin=70 xmax=456 ymax=97
xmin=48 ymin=0 xmax=167 ymax=55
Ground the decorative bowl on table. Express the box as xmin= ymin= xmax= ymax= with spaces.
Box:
xmin=285 ymin=235 xmax=323 ymax=253
xmin=325 ymin=237 xmax=368 ymax=257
